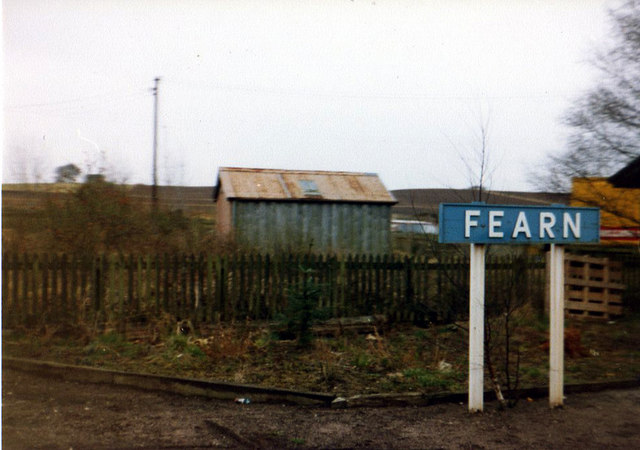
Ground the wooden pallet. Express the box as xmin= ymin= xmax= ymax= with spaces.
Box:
xmin=564 ymin=254 xmax=625 ymax=320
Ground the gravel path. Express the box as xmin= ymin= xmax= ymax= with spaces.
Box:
xmin=3 ymin=368 xmax=640 ymax=449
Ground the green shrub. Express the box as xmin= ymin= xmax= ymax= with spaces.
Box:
xmin=279 ymin=267 xmax=329 ymax=347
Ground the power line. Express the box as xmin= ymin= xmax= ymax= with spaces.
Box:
xmin=5 ymin=89 xmax=148 ymax=110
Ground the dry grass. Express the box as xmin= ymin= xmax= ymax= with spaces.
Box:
xmin=4 ymin=312 xmax=639 ymax=398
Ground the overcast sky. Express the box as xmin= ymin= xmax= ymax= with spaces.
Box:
xmin=4 ymin=0 xmax=614 ymax=191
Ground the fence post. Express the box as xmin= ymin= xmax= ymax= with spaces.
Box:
xmin=263 ymin=253 xmax=271 ymax=319
xmin=205 ymin=254 xmax=213 ymax=322
xmin=41 ymin=254 xmax=49 ymax=323
xmin=92 ymin=255 xmax=103 ymax=328
xmin=1 ymin=253 xmax=8 ymax=327
xmin=215 ymin=255 xmax=224 ymax=321
xmin=389 ymin=254 xmax=397 ymax=321
xmin=436 ymin=256 xmax=443 ymax=315
xmin=137 ymin=256 xmax=144 ymax=314
xmin=196 ymin=253 xmax=205 ymax=323
xmin=405 ymin=256 xmax=414 ymax=322
xmin=106 ymin=254 xmax=115 ymax=326
xmin=372 ymin=254 xmax=380 ymax=314
xmin=254 ymin=253 xmax=264 ymax=318
xmin=127 ymin=254 xmax=135 ymax=316
xmin=327 ymin=255 xmax=335 ymax=316
xmin=364 ymin=254 xmax=372 ymax=312
xmin=70 ymin=255 xmax=78 ymax=322
xmin=248 ymin=253 xmax=256 ymax=317
xmin=171 ymin=254 xmax=179 ymax=318
xmin=162 ymin=253 xmax=170 ymax=313
xmin=117 ymin=255 xmax=126 ymax=333
xmin=187 ymin=254 xmax=195 ymax=324
xmin=22 ymin=253 xmax=31 ymax=326
xmin=417 ymin=256 xmax=427 ymax=324
xmin=278 ymin=253 xmax=286 ymax=315
xmin=151 ymin=255 xmax=159 ymax=315
xmin=12 ymin=253 xmax=21 ymax=326
xmin=32 ymin=254 xmax=40 ymax=325
xmin=51 ymin=254 xmax=60 ymax=322
xmin=342 ymin=254 xmax=350 ymax=316
xmin=60 ymin=254 xmax=68 ymax=319
xmin=79 ymin=255 xmax=88 ymax=320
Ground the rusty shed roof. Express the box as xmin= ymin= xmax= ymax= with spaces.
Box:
xmin=214 ymin=167 xmax=397 ymax=204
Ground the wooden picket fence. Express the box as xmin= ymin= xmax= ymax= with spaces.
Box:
xmin=1 ymin=252 xmax=557 ymax=329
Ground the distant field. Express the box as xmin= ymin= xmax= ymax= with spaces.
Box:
xmin=1 ymin=183 xmax=80 ymax=192
xmin=3 ymin=183 xmax=566 ymax=226
xmin=391 ymin=188 xmax=569 ymax=220
xmin=2 ymin=183 xmax=216 ymax=221
xmin=2 ymin=184 xmax=217 ymax=254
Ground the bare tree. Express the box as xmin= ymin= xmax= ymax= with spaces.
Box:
xmin=537 ymin=0 xmax=640 ymax=192
xmin=6 ymin=146 xmax=47 ymax=184
xmin=407 ymin=114 xmax=530 ymax=408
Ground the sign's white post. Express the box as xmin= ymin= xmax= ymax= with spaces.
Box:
xmin=439 ymin=204 xmax=599 ymax=413
xmin=549 ymin=243 xmax=565 ymax=408
xmin=468 ymin=243 xmax=486 ymax=413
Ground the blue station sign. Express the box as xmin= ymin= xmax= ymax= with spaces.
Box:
xmin=439 ymin=203 xmax=600 ymax=244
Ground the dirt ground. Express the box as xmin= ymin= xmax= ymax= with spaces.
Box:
xmin=3 ymin=367 xmax=640 ymax=449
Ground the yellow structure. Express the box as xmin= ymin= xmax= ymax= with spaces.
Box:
xmin=571 ymin=177 xmax=640 ymax=243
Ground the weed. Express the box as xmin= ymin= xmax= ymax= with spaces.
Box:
xmin=522 ymin=366 xmax=543 ymax=379
xmin=353 ymin=352 xmax=373 ymax=369
xmin=165 ymin=334 xmax=206 ymax=360
xmin=567 ymin=363 xmax=581 ymax=373
xmin=168 ymin=334 xmax=189 ymax=352
xmin=254 ymin=331 xmax=277 ymax=350
xmin=531 ymin=315 xmax=549 ymax=333
xmin=611 ymin=329 xmax=636 ymax=346
xmin=413 ymin=329 xmax=428 ymax=340
xmin=313 ymin=339 xmax=343 ymax=388
xmin=4 ymin=316 xmax=639 ymax=398
xmin=403 ymin=367 xmax=452 ymax=390
xmin=194 ymin=324 xmax=257 ymax=360
xmin=82 ymin=332 xmax=147 ymax=364
xmin=186 ymin=344 xmax=205 ymax=358
xmin=367 ymin=328 xmax=390 ymax=357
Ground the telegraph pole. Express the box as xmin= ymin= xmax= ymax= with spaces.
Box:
xmin=151 ymin=77 xmax=160 ymax=211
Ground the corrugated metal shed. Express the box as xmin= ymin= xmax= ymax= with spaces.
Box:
xmin=214 ymin=168 xmax=396 ymax=253
xmin=214 ymin=167 xmax=397 ymax=204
